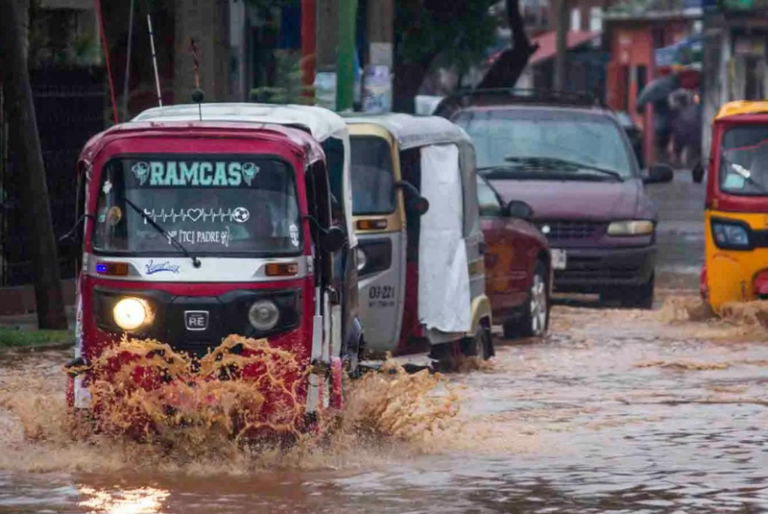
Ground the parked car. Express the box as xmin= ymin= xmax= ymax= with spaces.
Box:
xmin=477 ymin=175 xmax=551 ymax=338
xmin=436 ymin=90 xmax=673 ymax=309
xmin=616 ymin=111 xmax=644 ymax=169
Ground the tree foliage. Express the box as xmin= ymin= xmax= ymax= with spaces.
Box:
xmin=393 ymin=0 xmax=537 ymax=111
xmin=395 ymin=0 xmax=499 ymax=77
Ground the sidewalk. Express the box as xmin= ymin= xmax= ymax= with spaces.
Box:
xmin=0 ymin=307 xmax=77 ymax=330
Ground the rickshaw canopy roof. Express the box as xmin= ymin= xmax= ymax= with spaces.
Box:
xmin=716 ymin=101 xmax=768 ymax=121
xmin=133 ymin=103 xmax=348 ymax=144
xmin=342 ymin=113 xmax=471 ymax=150
xmin=79 ymin=121 xmax=325 ymax=167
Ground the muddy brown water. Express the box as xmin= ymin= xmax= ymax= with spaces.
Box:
xmin=3 ymin=291 xmax=768 ymax=513
xmin=4 ymin=175 xmax=765 ymax=513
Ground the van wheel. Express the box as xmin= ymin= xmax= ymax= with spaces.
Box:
xmin=503 ymin=261 xmax=550 ymax=339
xmin=603 ymin=274 xmax=655 ymax=309
xmin=461 ymin=319 xmax=494 ymax=360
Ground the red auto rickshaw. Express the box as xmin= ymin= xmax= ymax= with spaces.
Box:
xmin=65 ymin=120 xmax=352 ymax=434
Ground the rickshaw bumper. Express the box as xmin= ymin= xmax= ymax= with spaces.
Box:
xmin=553 ymin=245 xmax=657 ymax=293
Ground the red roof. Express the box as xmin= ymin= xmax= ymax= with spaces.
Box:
xmin=528 ymin=31 xmax=600 ymax=65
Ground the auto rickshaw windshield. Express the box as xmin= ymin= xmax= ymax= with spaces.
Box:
xmin=720 ymin=126 xmax=768 ymax=196
xmin=92 ymin=155 xmax=303 ymax=255
xmin=350 ymin=136 xmax=395 ymax=215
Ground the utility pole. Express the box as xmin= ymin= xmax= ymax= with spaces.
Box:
xmin=364 ymin=0 xmax=393 ymax=112
xmin=0 ymin=0 xmax=68 ymax=329
xmin=336 ymin=0 xmax=358 ymax=111
xmin=555 ymin=0 xmax=568 ymax=91
xmin=315 ymin=0 xmax=339 ymax=109
xmin=173 ymin=0 xmax=230 ymax=103
xmin=301 ymin=0 xmax=316 ymax=92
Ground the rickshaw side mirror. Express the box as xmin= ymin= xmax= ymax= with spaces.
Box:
xmin=322 ymin=226 xmax=348 ymax=253
xmin=644 ymin=164 xmax=674 ymax=184
xmin=505 ymin=200 xmax=534 ymax=220
xmin=395 ymin=180 xmax=430 ymax=217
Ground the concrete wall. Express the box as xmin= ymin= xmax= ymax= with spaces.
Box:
xmin=0 ymin=280 xmax=76 ymax=316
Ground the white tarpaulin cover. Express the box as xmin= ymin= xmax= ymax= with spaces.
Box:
xmin=418 ymin=144 xmax=471 ymax=333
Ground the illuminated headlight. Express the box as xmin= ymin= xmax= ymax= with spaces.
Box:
xmin=248 ymin=300 xmax=280 ymax=331
xmin=356 ymin=247 xmax=367 ymax=272
xmin=607 ymin=220 xmax=654 ymax=236
xmin=113 ymin=298 xmax=148 ymax=331
xmin=712 ymin=221 xmax=751 ymax=249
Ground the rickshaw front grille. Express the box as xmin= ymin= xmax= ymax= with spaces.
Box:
xmin=93 ymin=287 xmax=302 ymax=357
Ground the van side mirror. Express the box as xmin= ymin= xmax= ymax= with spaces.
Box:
xmin=504 ymin=200 xmax=534 ymax=220
xmin=643 ymin=164 xmax=674 ymax=184
xmin=322 ymin=226 xmax=347 ymax=253
xmin=395 ymin=180 xmax=430 ymax=216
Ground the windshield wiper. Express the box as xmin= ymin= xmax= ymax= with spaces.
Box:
xmin=121 ymin=196 xmax=202 ymax=268
xmin=477 ymin=164 xmax=524 ymax=175
xmin=721 ymin=155 xmax=768 ymax=195
xmin=503 ymin=156 xmax=623 ymax=181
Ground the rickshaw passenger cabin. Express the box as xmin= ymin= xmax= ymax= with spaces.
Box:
xmin=344 ymin=113 xmax=492 ymax=359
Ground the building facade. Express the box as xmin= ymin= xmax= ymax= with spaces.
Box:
xmin=701 ymin=1 xmax=768 ymax=160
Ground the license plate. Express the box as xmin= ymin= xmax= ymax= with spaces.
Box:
xmin=551 ymin=249 xmax=567 ymax=270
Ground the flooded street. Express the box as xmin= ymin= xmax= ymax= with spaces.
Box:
xmin=4 ymin=173 xmax=768 ymax=513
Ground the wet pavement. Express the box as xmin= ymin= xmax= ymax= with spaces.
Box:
xmin=4 ymin=172 xmax=768 ymax=514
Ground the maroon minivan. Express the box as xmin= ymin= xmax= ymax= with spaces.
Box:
xmin=437 ymin=90 xmax=673 ymax=308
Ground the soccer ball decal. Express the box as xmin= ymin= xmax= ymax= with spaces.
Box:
xmin=231 ymin=207 xmax=250 ymax=223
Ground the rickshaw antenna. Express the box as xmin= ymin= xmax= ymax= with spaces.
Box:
xmin=190 ymin=38 xmax=204 ymax=121
xmin=147 ymin=10 xmax=163 ymax=107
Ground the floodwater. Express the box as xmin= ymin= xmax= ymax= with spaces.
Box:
xmin=3 ymin=297 xmax=768 ymax=513
xmin=5 ymin=172 xmax=768 ymax=513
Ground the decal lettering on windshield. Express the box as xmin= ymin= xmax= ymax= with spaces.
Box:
xmin=166 ymin=227 xmax=232 ymax=248
xmin=142 ymin=207 xmax=250 ymax=224
xmin=131 ymin=160 xmax=260 ymax=187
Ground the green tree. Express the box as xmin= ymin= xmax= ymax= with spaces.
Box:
xmin=393 ymin=0 xmax=536 ymax=112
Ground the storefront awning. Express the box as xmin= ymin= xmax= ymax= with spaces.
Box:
xmin=528 ymin=31 xmax=600 ymax=65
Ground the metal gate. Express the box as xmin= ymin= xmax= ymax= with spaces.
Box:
xmin=0 ymin=66 xmax=105 ymax=286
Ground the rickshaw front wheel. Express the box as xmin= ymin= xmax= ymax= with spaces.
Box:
xmin=460 ymin=319 xmax=494 ymax=360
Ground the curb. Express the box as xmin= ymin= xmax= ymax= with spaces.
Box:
xmin=0 ymin=340 xmax=75 ymax=354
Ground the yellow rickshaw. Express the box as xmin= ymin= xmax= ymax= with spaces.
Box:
xmin=702 ymin=101 xmax=768 ymax=311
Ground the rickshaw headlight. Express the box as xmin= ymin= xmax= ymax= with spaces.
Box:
xmin=248 ymin=300 xmax=280 ymax=331
xmin=712 ymin=221 xmax=751 ymax=249
xmin=113 ymin=298 xmax=148 ymax=331
xmin=607 ymin=220 xmax=654 ymax=236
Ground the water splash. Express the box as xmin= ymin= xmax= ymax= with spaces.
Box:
xmin=81 ymin=334 xmax=308 ymax=447
xmin=0 ymin=335 xmax=467 ymax=474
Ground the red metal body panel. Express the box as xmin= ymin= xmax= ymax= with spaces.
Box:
xmin=753 ymin=270 xmax=768 ymax=297
xmin=481 ymin=216 xmax=548 ymax=322
xmin=707 ymin=115 xmax=768 ymax=213
xmin=396 ymin=262 xmax=424 ymax=355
